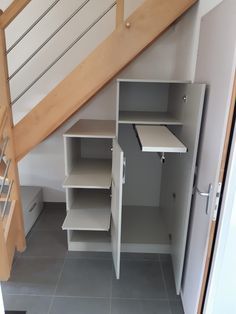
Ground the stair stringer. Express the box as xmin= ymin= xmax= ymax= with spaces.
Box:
xmin=13 ymin=0 xmax=197 ymax=161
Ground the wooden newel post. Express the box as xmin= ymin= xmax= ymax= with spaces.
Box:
xmin=116 ymin=0 xmax=124 ymax=28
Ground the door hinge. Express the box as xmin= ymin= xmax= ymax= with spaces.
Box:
xmin=213 ymin=182 xmax=222 ymax=221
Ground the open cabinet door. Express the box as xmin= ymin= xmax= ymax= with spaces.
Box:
xmin=181 ymin=1 xmax=236 ymax=313
xmin=111 ymin=139 xmax=124 ymax=279
xmin=161 ymin=82 xmax=206 ymax=294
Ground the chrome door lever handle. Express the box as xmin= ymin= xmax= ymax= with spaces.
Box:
xmin=196 ymin=188 xmax=210 ymax=197
xmin=196 ymin=184 xmax=213 ymax=215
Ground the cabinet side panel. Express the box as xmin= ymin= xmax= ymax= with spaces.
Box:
xmin=111 ymin=140 xmax=124 ymax=279
xmin=65 ymin=138 xmax=81 ymax=174
xmin=160 ymin=83 xmax=205 ymax=293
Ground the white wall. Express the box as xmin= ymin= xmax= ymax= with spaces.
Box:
xmin=173 ymin=0 xmax=223 ymax=80
xmin=0 ymin=0 xmax=223 ymax=201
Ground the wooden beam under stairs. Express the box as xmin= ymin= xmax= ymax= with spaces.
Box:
xmin=14 ymin=0 xmax=197 ymax=161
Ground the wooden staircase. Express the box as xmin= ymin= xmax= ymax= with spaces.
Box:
xmin=12 ymin=0 xmax=197 ymax=161
xmin=0 ymin=0 xmax=197 ymax=280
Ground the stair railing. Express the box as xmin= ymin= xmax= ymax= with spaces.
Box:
xmin=1 ymin=0 xmax=125 ymax=106
xmin=0 ymin=0 xmax=124 ymax=280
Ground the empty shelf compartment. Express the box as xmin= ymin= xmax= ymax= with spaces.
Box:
xmin=135 ymin=125 xmax=187 ymax=153
xmin=63 ymin=190 xmax=111 ymax=231
xmin=119 ymin=111 xmax=182 ymax=125
xmin=63 ymin=159 xmax=112 ymax=189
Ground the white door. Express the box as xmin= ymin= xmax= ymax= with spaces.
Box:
xmin=181 ymin=1 xmax=236 ymax=313
xmin=111 ymin=139 xmax=124 ymax=279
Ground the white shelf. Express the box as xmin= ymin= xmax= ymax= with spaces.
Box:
xmin=64 ymin=119 xmax=116 ymax=138
xmin=63 ymin=208 xmax=110 ymax=231
xmin=119 ymin=111 xmax=182 ymax=125
xmin=63 ymin=159 xmax=112 ymax=189
xmin=135 ymin=125 xmax=187 ymax=153
xmin=117 ymin=78 xmax=190 ymax=83
xmin=63 ymin=190 xmax=111 ymax=231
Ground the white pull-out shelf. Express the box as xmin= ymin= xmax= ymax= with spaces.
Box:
xmin=63 ymin=159 xmax=112 ymax=189
xmin=135 ymin=125 xmax=187 ymax=153
xmin=63 ymin=190 xmax=111 ymax=231
xmin=119 ymin=111 xmax=182 ymax=125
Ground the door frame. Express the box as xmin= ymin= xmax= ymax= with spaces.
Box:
xmin=198 ymin=73 xmax=236 ymax=313
xmin=0 ymin=284 xmax=4 ymax=312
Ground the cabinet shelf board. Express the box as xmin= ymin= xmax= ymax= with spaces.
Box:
xmin=64 ymin=119 xmax=116 ymax=138
xmin=135 ymin=125 xmax=187 ymax=153
xmin=63 ymin=190 xmax=111 ymax=231
xmin=117 ymin=79 xmax=190 ymax=84
xmin=63 ymin=159 xmax=112 ymax=189
xmin=119 ymin=111 xmax=182 ymax=125
xmin=62 ymin=208 xmax=111 ymax=231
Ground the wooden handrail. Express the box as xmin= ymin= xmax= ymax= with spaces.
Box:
xmin=116 ymin=0 xmax=124 ymax=28
xmin=0 ymin=0 xmax=31 ymax=29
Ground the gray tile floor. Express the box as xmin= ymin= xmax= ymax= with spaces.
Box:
xmin=2 ymin=203 xmax=184 ymax=314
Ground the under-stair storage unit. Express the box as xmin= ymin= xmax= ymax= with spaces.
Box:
xmin=62 ymin=119 xmax=124 ymax=278
xmin=62 ymin=80 xmax=206 ymax=291
xmin=117 ymin=79 xmax=205 ymax=293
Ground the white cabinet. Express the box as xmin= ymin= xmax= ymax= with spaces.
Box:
xmin=62 ymin=119 xmax=124 ymax=279
xmin=20 ymin=186 xmax=43 ymax=236
xmin=62 ymin=80 xmax=206 ymax=289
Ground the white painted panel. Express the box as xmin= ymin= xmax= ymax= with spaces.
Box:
xmin=181 ymin=1 xmax=236 ymax=313
xmin=160 ymin=83 xmax=205 ymax=294
xmin=135 ymin=125 xmax=187 ymax=153
xmin=111 ymin=139 xmax=123 ymax=279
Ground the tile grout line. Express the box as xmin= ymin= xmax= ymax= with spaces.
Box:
xmin=3 ymin=293 xmax=171 ymax=301
xmin=159 ymin=259 xmax=172 ymax=314
xmin=47 ymin=255 xmax=67 ymax=314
